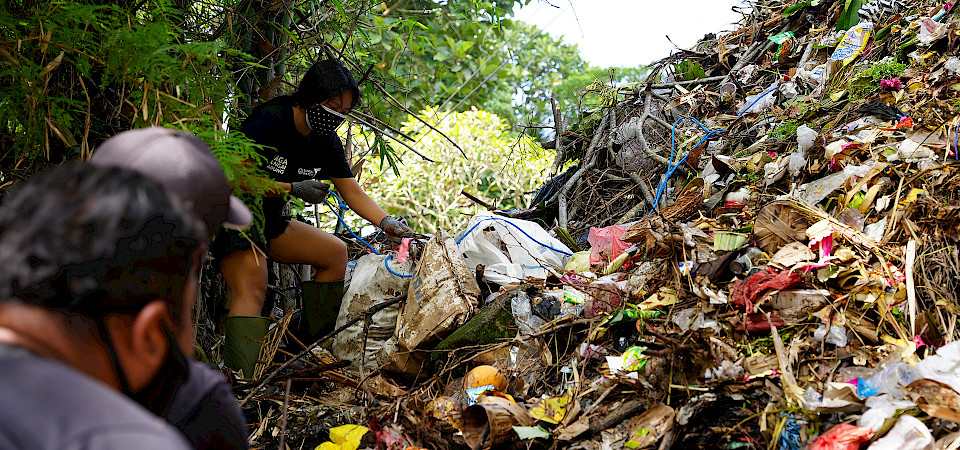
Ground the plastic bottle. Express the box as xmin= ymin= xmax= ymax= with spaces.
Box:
xmin=864 ymin=363 xmax=919 ymax=399
xmin=511 ymin=290 xmax=546 ymax=335
xmin=790 ymin=125 xmax=816 ymax=178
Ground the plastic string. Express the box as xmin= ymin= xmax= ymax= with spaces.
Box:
xmin=954 ymin=122 xmax=959 ymax=160
xmin=455 ymin=216 xmax=574 ymax=256
xmin=323 ymin=191 xmax=413 ymax=278
xmin=644 ymin=85 xmax=778 ymax=218
xmin=382 ymin=255 xmax=412 ymax=278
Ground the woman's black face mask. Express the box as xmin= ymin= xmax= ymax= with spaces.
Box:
xmin=306 ymin=105 xmax=345 ymax=135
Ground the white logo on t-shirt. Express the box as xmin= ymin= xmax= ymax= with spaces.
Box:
xmin=267 ymin=156 xmax=288 ymax=174
xmin=298 ymin=168 xmax=317 ymax=177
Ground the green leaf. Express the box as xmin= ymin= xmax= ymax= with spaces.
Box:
xmin=674 ymin=61 xmax=706 ymax=81
xmin=782 ymin=1 xmax=811 ymax=17
xmin=835 ymin=0 xmax=863 ymax=31
xmin=513 ymin=426 xmax=551 ymax=440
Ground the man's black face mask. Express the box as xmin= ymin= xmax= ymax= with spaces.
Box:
xmin=100 ymin=320 xmax=190 ymax=417
xmin=131 ymin=325 xmax=190 ymax=416
xmin=305 ymin=105 xmax=345 ymax=135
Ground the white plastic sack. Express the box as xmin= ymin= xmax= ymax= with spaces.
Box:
xmin=456 ymin=211 xmax=572 ymax=285
xmin=332 ymin=253 xmax=413 ymax=374
xmin=814 ymin=324 xmax=848 ymax=347
xmin=945 ymin=57 xmax=960 ymax=75
xmin=859 ymin=394 xmax=916 ymax=431
xmin=919 ymin=19 xmax=946 ymax=47
xmin=868 ymin=415 xmax=934 ymax=450
xmin=914 ymin=341 xmax=960 ymax=392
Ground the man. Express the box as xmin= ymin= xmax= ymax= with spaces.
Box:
xmin=90 ymin=127 xmax=253 ymax=449
xmin=0 ymin=163 xmax=206 ymax=449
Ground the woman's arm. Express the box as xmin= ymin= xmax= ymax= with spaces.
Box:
xmin=330 ymin=176 xmax=388 ymax=226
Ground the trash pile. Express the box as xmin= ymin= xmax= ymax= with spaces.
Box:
xmin=235 ymin=0 xmax=960 ymax=448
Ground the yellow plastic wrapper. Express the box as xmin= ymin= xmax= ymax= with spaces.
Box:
xmin=315 ymin=424 xmax=369 ymax=450
xmin=528 ymin=393 xmax=571 ymax=425
xmin=830 ymin=22 xmax=873 ymax=66
xmin=564 ymin=251 xmax=591 ymax=273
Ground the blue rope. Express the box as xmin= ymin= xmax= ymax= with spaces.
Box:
xmin=644 ymin=85 xmax=778 ymax=218
xmin=323 ymin=193 xmax=379 ymax=255
xmin=455 ymin=217 xmax=573 ymax=256
xmin=383 ymin=255 xmax=413 ymax=278
xmin=737 ymin=86 xmax=778 ymax=119
xmin=322 ymin=191 xmax=412 ymax=278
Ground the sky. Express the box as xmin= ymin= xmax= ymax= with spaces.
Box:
xmin=512 ymin=0 xmax=748 ymax=68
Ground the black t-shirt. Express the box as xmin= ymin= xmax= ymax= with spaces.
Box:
xmin=164 ymin=360 xmax=249 ymax=449
xmin=241 ymin=100 xmax=353 ymax=217
xmin=0 ymin=343 xmax=192 ymax=450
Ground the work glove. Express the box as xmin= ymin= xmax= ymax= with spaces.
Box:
xmin=289 ymin=179 xmax=330 ymax=204
xmin=380 ymin=215 xmax=415 ymax=241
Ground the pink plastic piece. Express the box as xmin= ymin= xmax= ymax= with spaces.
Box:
xmin=583 ymin=275 xmax=626 ymax=318
xmin=397 ymin=237 xmax=411 ymax=264
xmin=587 ymin=225 xmax=630 ymax=265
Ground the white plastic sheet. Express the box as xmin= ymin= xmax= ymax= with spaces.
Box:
xmin=800 ymin=163 xmax=872 ymax=205
xmin=868 ymin=415 xmax=934 ymax=450
xmin=456 ymin=211 xmax=572 ymax=285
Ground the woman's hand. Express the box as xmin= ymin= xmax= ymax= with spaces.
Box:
xmin=289 ymin=180 xmax=330 ymax=204
xmin=380 ymin=216 xmax=415 ymax=241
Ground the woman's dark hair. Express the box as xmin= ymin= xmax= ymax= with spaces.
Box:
xmin=0 ymin=163 xmax=205 ymax=325
xmin=292 ymin=59 xmax=361 ymax=109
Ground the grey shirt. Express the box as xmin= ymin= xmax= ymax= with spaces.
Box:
xmin=0 ymin=343 xmax=192 ymax=450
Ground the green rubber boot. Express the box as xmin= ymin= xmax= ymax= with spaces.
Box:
xmin=223 ymin=316 xmax=270 ymax=379
xmin=302 ymin=280 xmax=345 ymax=340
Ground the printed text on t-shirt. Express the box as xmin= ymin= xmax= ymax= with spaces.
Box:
xmin=267 ymin=156 xmax=288 ymax=174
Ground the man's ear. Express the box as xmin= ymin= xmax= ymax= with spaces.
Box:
xmin=126 ymin=301 xmax=170 ymax=387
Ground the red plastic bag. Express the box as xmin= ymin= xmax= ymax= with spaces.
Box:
xmin=588 ymin=225 xmax=630 ymax=265
xmin=808 ymin=424 xmax=871 ymax=450
xmin=729 ymin=268 xmax=803 ymax=313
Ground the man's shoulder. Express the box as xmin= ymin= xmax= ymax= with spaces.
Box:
xmin=0 ymin=349 xmax=191 ymax=449
xmin=166 ymin=360 xmax=232 ymax=423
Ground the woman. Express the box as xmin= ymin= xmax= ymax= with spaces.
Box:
xmin=214 ymin=59 xmax=414 ymax=377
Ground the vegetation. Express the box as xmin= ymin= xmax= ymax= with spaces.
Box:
xmin=0 ymin=0 xmax=645 ymax=190
xmin=859 ymin=59 xmax=907 ymax=82
xmin=770 ymin=120 xmax=800 ymax=141
xmin=847 ymin=58 xmax=907 ymax=99
xmin=342 ymin=107 xmax=553 ymax=233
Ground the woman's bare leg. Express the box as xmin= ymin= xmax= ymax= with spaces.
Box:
xmin=221 ymin=248 xmax=270 ymax=317
xmin=268 ymin=220 xmax=347 ymax=282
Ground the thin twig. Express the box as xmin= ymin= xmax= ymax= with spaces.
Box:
xmin=369 ymin=80 xmax=468 ymax=158
xmin=462 ymin=190 xmax=496 ymax=210
xmin=557 ymin=108 xmax=610 ymax=228
xmin=636 ymin=88 xmax=691 ymax=176
xmin=645 ymin=75 xmax=729 ymax=89
xmin=550 ymin=97 xmax=567 ymax=177
xmin=239 ymin=295 xmax=406 ymax=406
xmin=346 ymin=112 xmax=436 ymax=162
xmin=277 ymin=378 xmax=292 ymax=450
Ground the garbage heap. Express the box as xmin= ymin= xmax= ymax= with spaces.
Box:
xmin=236 ymin=0 xmax=960 ymax=449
